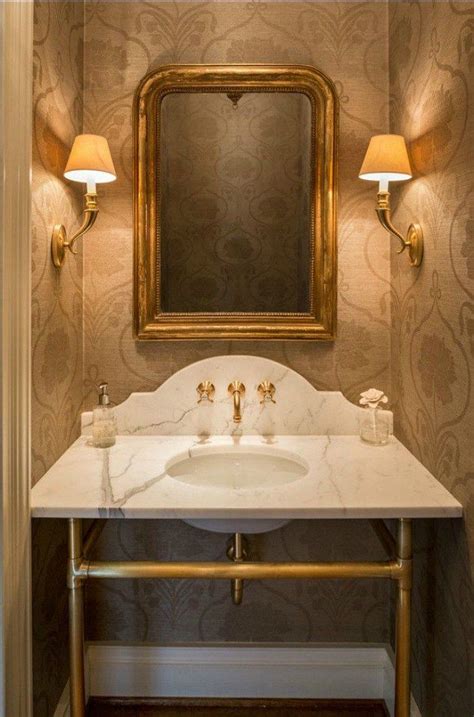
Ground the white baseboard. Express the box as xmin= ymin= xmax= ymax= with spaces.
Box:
xmin=56 ymin=643 xmax=421 ymax=717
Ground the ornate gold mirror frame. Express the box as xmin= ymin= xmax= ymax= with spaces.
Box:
xmin=134 ymin=65 xmax=337 ymax=340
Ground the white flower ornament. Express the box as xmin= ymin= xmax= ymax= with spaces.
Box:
xmin=359 ymin=388 xmax=388 ymax=409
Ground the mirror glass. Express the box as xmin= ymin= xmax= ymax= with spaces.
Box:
xmin=159 ymin=91 xmax=312 ymax=314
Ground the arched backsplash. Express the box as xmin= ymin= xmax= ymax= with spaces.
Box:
xmin=82 ymin=356 xmax=367 ymax=437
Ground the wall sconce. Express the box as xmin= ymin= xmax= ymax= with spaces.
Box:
xmin=359 ymin=134 xmax=424 ymax=267
xmin=51 ymin=134 xmax=116 ymax=268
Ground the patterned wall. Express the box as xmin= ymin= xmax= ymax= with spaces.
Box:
xmin=31 ymin=2 xmax=85 ymax=714
xmin=160 ymin=91 xmax=312 ymax=313
xmin=389 ymin=3 xmax=473 ymax=714
xmin=86 ymin=519 xmax=389 ymax=644
xmin=81 ymin=0 xmax=392 ymax=651
xmin=32 ymin=0 xmax=84 ymax=485
xmin=81 ymin=1 xmax=391 ymax=408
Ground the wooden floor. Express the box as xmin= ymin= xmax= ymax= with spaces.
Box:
xmin=87 ymin=697 xmax=390 ymax=716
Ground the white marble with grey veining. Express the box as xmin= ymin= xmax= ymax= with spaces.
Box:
xmin=32 ymin=356 xmax=461 ymax=520
xmin=81 ymin=355 xmax=380 ymax=437
xmin=31 ymin=433 xmax=462 ymax=519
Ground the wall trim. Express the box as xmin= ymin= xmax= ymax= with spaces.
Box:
xmin=0 ymin=1 xmax=33 ymax=715
xmin=56 ymin=643 xmax=421 ymax=717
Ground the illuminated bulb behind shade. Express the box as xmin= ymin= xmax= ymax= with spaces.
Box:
xmin=63 ymin=134 xmax=116 ymax=190
xmin=358 ymin=134 xmax=412 ymax=192
xmin=87 ymin=178 xmax=97 ymax=194
xmin=378 ymin=176 xmax=389 ymax=193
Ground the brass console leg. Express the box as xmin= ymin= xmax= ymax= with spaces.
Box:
xmin=395 ymin=519 xmax=413 ymax=717
xmin=68 ymin=518 xmax=86 ymax=717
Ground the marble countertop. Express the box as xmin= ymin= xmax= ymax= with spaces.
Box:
xmin=31 ymin=434 xmax=462 ymax=520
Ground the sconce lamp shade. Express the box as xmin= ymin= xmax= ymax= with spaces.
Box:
xmin=359 ymin=134 xmax=412 ymax=183
xmin=64 ymin=134 xmax=116 ymax=184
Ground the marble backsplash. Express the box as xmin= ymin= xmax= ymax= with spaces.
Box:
xmin=81 ymin=356 xmax=374 ymax=437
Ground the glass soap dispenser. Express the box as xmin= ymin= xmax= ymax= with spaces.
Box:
xmin=92 ymin=382 xmax=117 ymax=448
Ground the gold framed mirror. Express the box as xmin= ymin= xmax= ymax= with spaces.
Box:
xmin=134 ymin=65 xmax=337 ymax=340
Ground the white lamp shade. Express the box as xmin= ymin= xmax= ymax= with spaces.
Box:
xmin=359 ymin=134 xmax=412 ymax=183
xmin=64 ymin=134 xmax=116 ymax=184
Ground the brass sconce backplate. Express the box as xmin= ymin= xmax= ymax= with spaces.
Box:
xmin=51 ymin=224 xmax=67 ymax=268
xmin=406 ymin=223 xmax=424 ymax=267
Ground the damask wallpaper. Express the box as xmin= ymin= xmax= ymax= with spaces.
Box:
xmin=81 ymin=1 xmax=391 ymax=407
xmin=32 ymin=0 xmax=84 ymax=486
xmin=30 ymin=1 xmax=474 ymax=716
xmin=160 ymin=91 xmax=312 ymax=312
xmin=389 ymin=3 xmax=473 ymax=714
xmin=31 ymin=2 xmax=85 ymax=715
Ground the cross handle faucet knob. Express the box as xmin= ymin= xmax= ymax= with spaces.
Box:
xmin=258 ymin=381 xmax=276 ymax=404
xmin=196 ymin=381 xmax=215 ymax=403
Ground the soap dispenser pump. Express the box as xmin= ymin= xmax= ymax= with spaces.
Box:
xmin=92 ymin=382 xmax=117 ymax=448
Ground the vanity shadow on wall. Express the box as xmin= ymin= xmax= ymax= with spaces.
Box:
xmin=134 ymin=64 xmax=338 ymax=340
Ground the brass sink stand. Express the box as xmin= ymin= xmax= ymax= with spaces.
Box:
xmin=67 ymin=517 xmax=412 ymax=717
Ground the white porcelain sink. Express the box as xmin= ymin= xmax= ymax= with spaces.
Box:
xmin=166 ymin=445 xmax=308 ymax=490
xmin=166 ymin=445 xmax=308 ymax=534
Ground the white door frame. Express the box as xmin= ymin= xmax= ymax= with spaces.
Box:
xmin=0 ymin=1 xmax=34 ymax=715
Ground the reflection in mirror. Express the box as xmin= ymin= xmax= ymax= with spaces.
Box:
xmin=159 ymin=91 xmax=312 ymax=313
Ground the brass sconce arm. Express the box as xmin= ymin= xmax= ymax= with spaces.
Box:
xmin=376 ymin=192 xmax=406 ymax=252
xmin=51 ymin=192 xmax=99 ymax=268
xmin=67 ymin=192 xmax=99 ymax=254
xmin=375 ymin=191 xmax=423 ymax=267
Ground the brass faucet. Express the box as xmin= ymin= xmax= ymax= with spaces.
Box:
xmin=228 ymin=381 xmax=245 ymax=423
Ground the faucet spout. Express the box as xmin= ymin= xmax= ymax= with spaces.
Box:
xmin=228 ymin=381 xmax=245 ymax=423
xmin=233 ymin=390 xmax=241 ymax=423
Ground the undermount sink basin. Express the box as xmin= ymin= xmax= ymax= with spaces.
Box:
xmin=165 ymin=445 xmax=308 ymax=534
xmin=166 ymin=445 xmax=308 ymax=490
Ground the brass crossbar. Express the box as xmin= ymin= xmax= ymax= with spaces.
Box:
xmin=77 ymin=559 xmax=399 ymax=581
xmin=67 ymin=517 xmax=413 ymax=717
